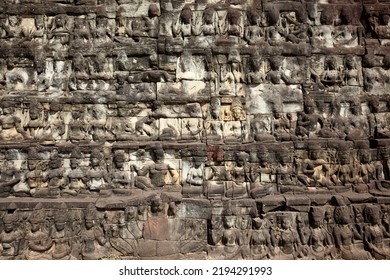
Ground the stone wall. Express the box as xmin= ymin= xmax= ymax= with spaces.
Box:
xmin=1 ymin=0 xmax=390 ymax=260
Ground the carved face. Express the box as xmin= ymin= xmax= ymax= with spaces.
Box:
xmin=30 ymin=221 xmax=40 ymax=232
xmin=238 ymin=216 xmax=250 ymax=230
xmin=4 ymin=222 xmax=14 ymax=233
xmin=55 ymin=221 xmax=66 ymax=231
xmin=310 ymin=150 xmax=321 ymax=160
xmin=311 ymin=214 xmax=323 ymax=228
xmin=55 ymin=16 xmax=65 ymax=28
xmin=223 ymin=215 xmax=235 ymax=229
xmin=203 ymin=7 xmax=214 ymax=24
xmin=148 ymin=4 xmax=159 ymax=18
xmin=367 ymin=207 xmax=381 ymax=225
xmin=151 ymin=199 xmax=164 ymax=213
xmin=85 ymin=220 xmax=94 ymax=230
xmin=280 ymin=216 xmax=291 ymax=229
xmin=70 ymin=158 xmax=79 ymax=169
xmin=35 ymin=17 xmax=44 ymax=29
xmin=153 ymin=149 xmax=164 ymax=161
xmin=114 ymin=155 xmax=124 ymax=169
xmin=28 ymin=160 xmax=37 ymax=171
xmin=90 ymin=157 xmax=100 ymax=167
xmin=232 ymin=106 xmax=243 ymax=120
xmin=180 ymin=7 xmax=192 ymax=24
xmin=49 ymin=158 xmax=61 ymax=169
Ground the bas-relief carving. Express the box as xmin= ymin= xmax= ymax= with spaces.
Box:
xmin=1 ymin=0 xmax=390 ymax=259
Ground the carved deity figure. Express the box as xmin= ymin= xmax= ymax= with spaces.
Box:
xmin=80 ymin=204 xmax=106 ymax=260
xmin=250 ymin=217 xmax=273 ymax=259
xmin=0 ymin=103 xmax=26 ymax=141
xmin=320 ymin=57 xmax=343 ymax=87
xmin=333 ymin=205 xmax=370 ymax=260
xmin=225 ymin=152 xmax=249 ymax=199
xmin=245 ymin=10 xmax=265 ymax=45
xmin=0 ymin=212 xmax=23 ymax=259
xmin=271 ymin=214 xmax=302 ymax=259
xmin=306 ymin=208 xmax=334 ymax=259
xmin=86 ymin=149 xmax=109 ymax=192
xmin=249 ymin=146 xmax=275 ymax=198
xmin=25 ymin=207 xmax=52 ymax=260
xmin=131 ymin=146 xmax=178 ymax=189
xmin=49 ymin=209 xmax=73 ymax=260
xmin=364 ymin=205 xmax=390 ymax=259
xmin=111 ymin=150 xmax=133 ymax=191
xmin=66 ymin=148 xmax=86 ymax=195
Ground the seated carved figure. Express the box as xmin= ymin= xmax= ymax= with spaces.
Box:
xmin=271 ymin=214 xmax=303 ymax=259
xmin=333 ymin=205 xmax=370 ymax=260
xmin=0 ymin=103 xmax=27 ymax=141
xmin=295 ymin=98 xmax=324 ymax=138
xmin=249 ymin=146 xmax=275 ymax=198
xmin=364 ymin=205 xmax=390 ymax=259
xmin=306 ymin=208 xmax=334 ymax=259
xmin=86 ymin=149 xmax=110 ymax=192
xmin=131 ymin=146 xmax=178 ymax=189
xmin=49 ymin=208 xmax=73 ymax=260
xmin=245 ymin=11 xmax=265 ymax=45
xmin=0 ymin=212 xmax=23 ymax=259
xmin=111 ymin=150 xmax=133 ymax=195
xmin=47 ymin=150 xmax=68 ymax=196
xmin=297 ymin=147 xmax=334 ymax=189
xmin=225 ymin=152 xmax=250 ymax=199
xmin=66 ymin=148 xmax=87 ymax=195
xmin=0 ymin=160 xmax=21 ymax=197
xmin=25 ymin=207 xmax=52 ymax=260
xmin=320 ymin=57 xmax=343 ymax=87
xmin=250 ymin=217 xmax=273 ymax=259
xmin=80 ymin=204 xmax=107 ymax=260
xmin=183 ymin=157 xmax=204 ymax=197
xmin=219 ymin=214 xmax=242 ymax=259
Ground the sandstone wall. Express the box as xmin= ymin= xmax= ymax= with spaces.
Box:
xmin=1 ymin=0 xmax=390 ymax=260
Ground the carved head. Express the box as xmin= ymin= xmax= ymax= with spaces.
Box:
xmin=54 ymin=14 xmax=67 ymax=28
xmin=90 ymin=149 xmax=103 ymax=168
xmin=29 ymin=102 xmax=42 ymax=120
xmin=325 ymin=56 xmax=337 ymax=70
xmin=151 ymin=197 xmax=164 ymax=214
xmin=279 ymin=214 xmax=291 ymax=230
xmin=359 ymin=149 xmax=371 ymax=164
xmin=344 ymin=55 xmax=356 ymax=69
xmin=180 ymin=5 xmax=192 ymax=24
xmin=334 ymin=206 xmax=352 ymax=225
xmin=210 ymin=97 xmax=221 ymax=120
xmin=247 ymin=10 xmax=259 ymax=26
xmin=203 ymin=5 xmax=215 ymax=24
xmin=113 ymin=150 xmax=126 ymax=169
xmin=35 ymin=15 xmax=45 ymax=29
xmin=231 ymin=99 xmax=244 ymax=120
xmin=227 ymin=7 xmax=241 ymax=25
xmin=365 ymin=204 xmax=382 ymax=226
xmin=310 ymin=208 xmax=324 ymax=228
xmin=223 ymin=215 xmax=236 ymax=229
xmin=148 ymin=4 xmax=160 ymax=18
xmin=3 ymin=213 xmax=17 ymax=233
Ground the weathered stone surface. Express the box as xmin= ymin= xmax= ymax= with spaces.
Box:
xmin=2 ymin=0 xmax=390 ymax=260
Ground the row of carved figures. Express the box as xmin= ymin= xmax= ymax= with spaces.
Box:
xmin=2 ymin=96 xmax=390 ymax=142
xmin=1 ymin=3 xmax=387 ymax=42
xmin=2 ymin=52 xmax=375 ymax=91
xmin=1 ymin=202 xmax=390 ymax=260
xmin=1 ymin=143 xmax=390 ymax=198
